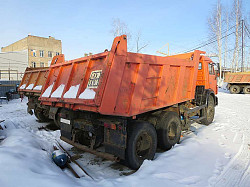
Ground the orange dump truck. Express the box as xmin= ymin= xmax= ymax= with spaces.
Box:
xmin=224 ymin=72 xmax=250 ymax=94
xmin=39 ymin=35 xmax=218 ymax=169
xmin=18 ymin=67 xmax=51 ymax=122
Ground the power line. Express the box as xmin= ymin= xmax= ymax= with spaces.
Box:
xmin=243 ymin=22 xmax=250 ymax=38
xmin=181 ymin=30 xmax=237 ymax=53
xmin=177 ymin=24 xmax=238 ymax=54
xmin=220 ymin=45 xmax=249 ymax=55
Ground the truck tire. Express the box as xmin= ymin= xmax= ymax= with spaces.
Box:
xmin=229 ymin=85 xmax=240 ymax=94
xmin=200 ymin=95 xmax=215 ymax=125
xmin=156 ymin=112 xmax=181 ymax=150
xmin=243 ymin=86 xmax=250 ymax=94
xmin=34 ymin=107 xmax=50 ymax=122
xmin=53 ymin=109 xmax=61 ymax=127
xmin=126 ymin=121 xmax=157 ymax=170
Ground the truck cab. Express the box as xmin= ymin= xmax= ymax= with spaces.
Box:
xmin=197 ymin=56 xmax=218 ymax=95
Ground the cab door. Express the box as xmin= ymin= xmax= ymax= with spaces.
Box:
xmin=208 ymin=63 xmax=217 ymax=94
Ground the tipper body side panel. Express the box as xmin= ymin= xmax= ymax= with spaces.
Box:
xmin=39 ymin=35 xmax=203 ymax=117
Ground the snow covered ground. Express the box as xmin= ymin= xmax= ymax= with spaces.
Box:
xmin=0 ymin=90 xmax=249 ymax=187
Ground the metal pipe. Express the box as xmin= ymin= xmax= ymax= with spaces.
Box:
xmin=56 ymin=140 xmax=94 ymax=180
xmin=60 ymin=136 xmax=120 ymax=162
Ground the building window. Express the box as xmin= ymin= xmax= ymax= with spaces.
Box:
xmin=56 ymin=52 xmax=60 ymax=56
xmin=40 ymin=62 xmax=44 ymax=67
xmin=31 ymin=49 xmax=36 ymax=57
xmin=40 ymin=50 xmax=44 ymax=57
xmin=31 ymin=62 xmax=36 ymax=68
xmin=48 ymin=51 xmax=52 ymax=57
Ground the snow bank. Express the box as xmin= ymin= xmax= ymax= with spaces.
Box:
xmin=42 ymin=83 xmax=54 ymax=97
xmin=0 ymin=128 xmax=79 ymax=187
xmin=79 ymin=88 xmax=96 ymax=99
xmin=26 ymin=84 xmax=34 ymax=90
xmin=33 ymin=85 xmax=42 ymax=90
xmin=19 ymin=84 xmax=26 ymax=89
xmin=63 ymin=85 xmax=80 ymax=99
xmin=0 ymin=92 xmax=249 ymax=187
xmin=51 ymin=84 xmax=65 ymax=98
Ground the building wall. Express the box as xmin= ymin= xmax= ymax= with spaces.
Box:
xmin=27 ymin=35 xmax=62 ymax=67
xmin=0 ymin=50 xmax=28 ymax=80
xmin=1 ymin=37 xmax=28 ymax=52
xmin=1 ymin=35 xmax=62 ymax=68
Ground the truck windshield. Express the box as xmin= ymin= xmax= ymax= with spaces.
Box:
xmin=198 ymin=62 xmax=202 ymax=70
xmin=209 ymin=64 xmax=215 ymax=75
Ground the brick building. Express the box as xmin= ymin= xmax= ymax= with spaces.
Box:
xmin=1 ymin=35 xmax=62 ymax=68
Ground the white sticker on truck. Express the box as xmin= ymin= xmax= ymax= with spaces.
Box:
xmin=60 ymin=118 xmax=70 ymax=125
xmin=87 ymin=70 xmax=102 ymax=89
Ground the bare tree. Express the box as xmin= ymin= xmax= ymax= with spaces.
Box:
xmin=110 ymin=18 xmax=133 ymax=51
xmin=111 ymin=18 xmax=131 ymax=39
xmin=208 ymin=0 xmax=223 ymax=81
xmin=135 ymin=31 xmax=149 ymax=53
xmin=111 ymin=18 xmax=149 ymax=52
xmin=231 ymin=0 xmax=242 ymax=72
xmin=223 ymin=10 xmax=229 ymax=72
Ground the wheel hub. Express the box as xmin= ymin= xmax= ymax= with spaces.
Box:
xmin=136 ymin=132 xmax=152 ymax=159
xmin=168 ymin=122 xmax=177 ymax=140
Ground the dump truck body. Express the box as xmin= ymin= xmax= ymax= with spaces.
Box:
xmin=40 ymin=36 xmax=215 ymax=116
xmin=224 ymin=72 xmax=250 ymax=94
xmin=18 ymin=67 xmax=51 ymax=122
xmin=19 ymin=67 xmax=49 ymax=96
xmin=38 ymin=35 xmax=218 ymax=169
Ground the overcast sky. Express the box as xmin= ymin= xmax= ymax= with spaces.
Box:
xmin=0 ymin=0 xmax=249 ymax=60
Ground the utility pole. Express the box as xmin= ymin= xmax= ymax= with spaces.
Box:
xmin=241 ymin=19 xmax=244 ymax=72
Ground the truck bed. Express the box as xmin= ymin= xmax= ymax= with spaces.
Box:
xmin=39 ymin=35 xmax=204 ymax=117
xmin=224 ymin=72 xmax=250 ymax=84
xmin=18 ymin=67 xmax=49 ymax=95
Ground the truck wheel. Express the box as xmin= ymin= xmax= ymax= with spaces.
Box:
xmin=230 ymin=85 xmax=240 ymax=94
xmin=156 ymin=112 xmax=181 ymax=150
xmin=34 ymin=107 xmax=50 ymax=122
xmin=53 ymin=110 xmax=61 ymax=127
xmin=200 ymin=95 xmax=215 ymax=125
xmin=126 ymin=121 xmax=157 ymax=170
xmin=243 ymin=86 xmax=250 ymax=94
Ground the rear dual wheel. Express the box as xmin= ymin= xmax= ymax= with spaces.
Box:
xmin=243 ymin=86 xmax=250 ymax=94
xmin=230 ymin=85 xmax=241 ymax=94
xmin=156 ymin=112 xmax=181 ymax=150
xmin=126 ymin=122 xmax=157 ymax=170
xmin=34 ymin=107 xmax=50 ymax=122
xmin=54 ymin=112 xmax=61 ymax=127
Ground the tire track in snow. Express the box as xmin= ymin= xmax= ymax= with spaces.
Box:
xmin=214 ymin=134 xmax=250 ymax=187
xmin=212 ymin=109 xmax=250 ymax=187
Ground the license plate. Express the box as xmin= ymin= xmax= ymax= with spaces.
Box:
xmin=60 ymin=118 xmax=70 ymax=125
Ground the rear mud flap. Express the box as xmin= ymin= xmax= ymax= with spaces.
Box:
xmin=104 ymin=126 xmax=127 ymax=160
xmin=60 ymin=120 xmax=72 ymax=140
